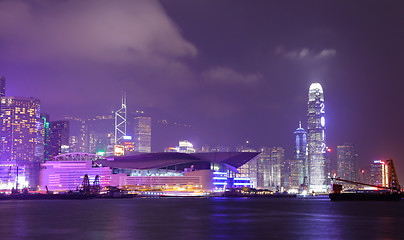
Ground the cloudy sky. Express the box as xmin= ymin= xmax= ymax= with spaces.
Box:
xmin=0 ymin=0 xmax=403 ymax=174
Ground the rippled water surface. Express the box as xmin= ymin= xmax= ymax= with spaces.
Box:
xmin=0 ymin=196 xmax=403 ymax=240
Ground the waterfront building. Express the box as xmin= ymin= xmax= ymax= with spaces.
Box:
xmin=307 ymin=83 xmax=328 ymax=192
xmin=235 ymin=141 xmax=259 ymax=188
xmin=370 ymin=160 xmax=389 ymax=187
xmin=294 ymin=121 xmax=307 ymax=185
xmin=0 ymin=76 xmax=5 ymax=97
xmin=0 ymin=96 xmax=41 ymax=189
xmin=47 ymin=121 xmax=70 ymax=158
xmin=337 ymin=144 xmax=358 ymax=182
xmin=98 ymin=152 xmax=259 ymax=191
xmin=0 ymin=163 xmax=28 ymax=189
xmin=40 ymin=160 xmax=112 ymax=191
xmin=134 ymin=117 xmax=151 ymax=153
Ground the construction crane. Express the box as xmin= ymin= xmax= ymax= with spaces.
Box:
xmin=332 ymin=159 xmax=401 ymax=192
xmin=93 ymin=175 xmax=101 ymax=194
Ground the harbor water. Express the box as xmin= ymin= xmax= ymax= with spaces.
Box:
xmin=0 ymin=196 xmax=403 ymax=240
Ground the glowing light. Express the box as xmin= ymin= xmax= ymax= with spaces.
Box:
xmin=321 ymin=116 xmax=325 ymax=127
xmin=123 ymin=136 xmax=132 ymax=140
xmin=114 ymin=145 xmax=125 ymax=156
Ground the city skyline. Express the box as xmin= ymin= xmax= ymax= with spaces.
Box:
xmin=0 ymin=0 xmax=403 ymax=177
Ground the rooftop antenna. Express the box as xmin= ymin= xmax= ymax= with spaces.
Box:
xmin=114 ymin=91 xmax=127 ymax=144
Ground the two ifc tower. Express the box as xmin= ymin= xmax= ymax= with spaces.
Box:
xmin=294 ymin=83 xmax=328 ymax=193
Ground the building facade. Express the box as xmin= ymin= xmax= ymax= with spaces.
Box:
xmin=337 ymin=143 xmax=358 ymax=182
xmin=269 ymin=147 xmax=284 ymax=190
xmin=40 ymin=161 xmax=112 ymax=191
xmin=47 ymin=121 xmax=70 ymax=158
xmin=0 ymin=96 xmax=41 ymax=189
xmin=134 ymin=117 xmax=151 ymax=153
xmin=307 ymin=83 xmax=328 ymax=192
xmin=370 ymin=160 xmax=389 ymax=187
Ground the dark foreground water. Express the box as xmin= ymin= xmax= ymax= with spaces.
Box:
xmin=0 ymin=196 xmax=403 ymax=240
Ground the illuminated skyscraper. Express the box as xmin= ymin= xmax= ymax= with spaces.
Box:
xmin=0 ymin=76 xmax=5 ymax=97
xmin=269 ymin=146 xmax=284 ymax=189
xmin=337 ymin=143 xmax=358 ymax=182
xmin=134 ymin=117 xmax=151 ymax=152
xmin=1 ymin=97 xmax=41 ymax=162
xmin=65 ymin=117 xmax=86 ymax=153
xmin=371 ymin=160 xmax=389 ymax=187
xmin=0 ymin=96 xmax=41 ymax=189
xmin=307 ymin=83 xmax=328 ymax=192
xmin=294 ymin=121 xmax=307 ymax=186
xmin=47 ymin=121 xmax=70 ymax=158
xmin=256 ymin=147 xmax=271 ymax=188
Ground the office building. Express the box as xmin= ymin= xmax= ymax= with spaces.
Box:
xmin=307 ymin=83 xmax=328 ymax=192
xmin=0 ymin=96 xmax=41 ymax=189
xmin=256 ymin=147 xmax=271 ymax=188
xmin=47 ymin=121 xmax=70 ymax=158
xmin=337 ymin=143 xmax=358 ymax=182
xmin=269 ymin=147 xmax=284 ymax=190
xmin=134 ymin=117 xmax=151 ymax=153
xmin=65 ymin=117 xmax=86 ymax=153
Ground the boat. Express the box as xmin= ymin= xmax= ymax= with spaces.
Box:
xmin=329 ymin=159 xmax=402 ymax=201
xmin=329 ymin=191 xmax=402 ymax=201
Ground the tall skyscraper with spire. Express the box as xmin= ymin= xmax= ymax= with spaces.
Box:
xmin=294 ymin=121 xmax=307 ymax=186
xmin=307 ymin=83 xmax=328 ymax=192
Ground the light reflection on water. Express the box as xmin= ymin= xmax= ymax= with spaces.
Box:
xmin=0 ymin=197 xmax=403 ymax=240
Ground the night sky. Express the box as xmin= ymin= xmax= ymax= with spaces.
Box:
xmin=0 ymin=1 xmax=403 ymax=175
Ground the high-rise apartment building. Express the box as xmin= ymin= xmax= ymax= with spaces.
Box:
xmin=307 ymin=83 xmax=328 ymax=192
xmin=337 ymin=143 xmax=358 ymax=182
xmin=0 ymin=76 xmax=5 ymax=97
xmin=47 ymin=121 xmax=70 ymax=158
xmin=134 ymin=117 xmax=151 ymax=153
xmin=294 ymin=121 xmax=307 ymax=186
xmin=0 ymin=96 xmax=41 ymax=189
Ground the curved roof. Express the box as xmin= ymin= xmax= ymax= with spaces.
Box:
xmin=96 ymin=152 xmax=260 ymax=171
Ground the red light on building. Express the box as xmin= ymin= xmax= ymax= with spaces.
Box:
xmin=326 ymin=148 xmax=332 ymax=152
